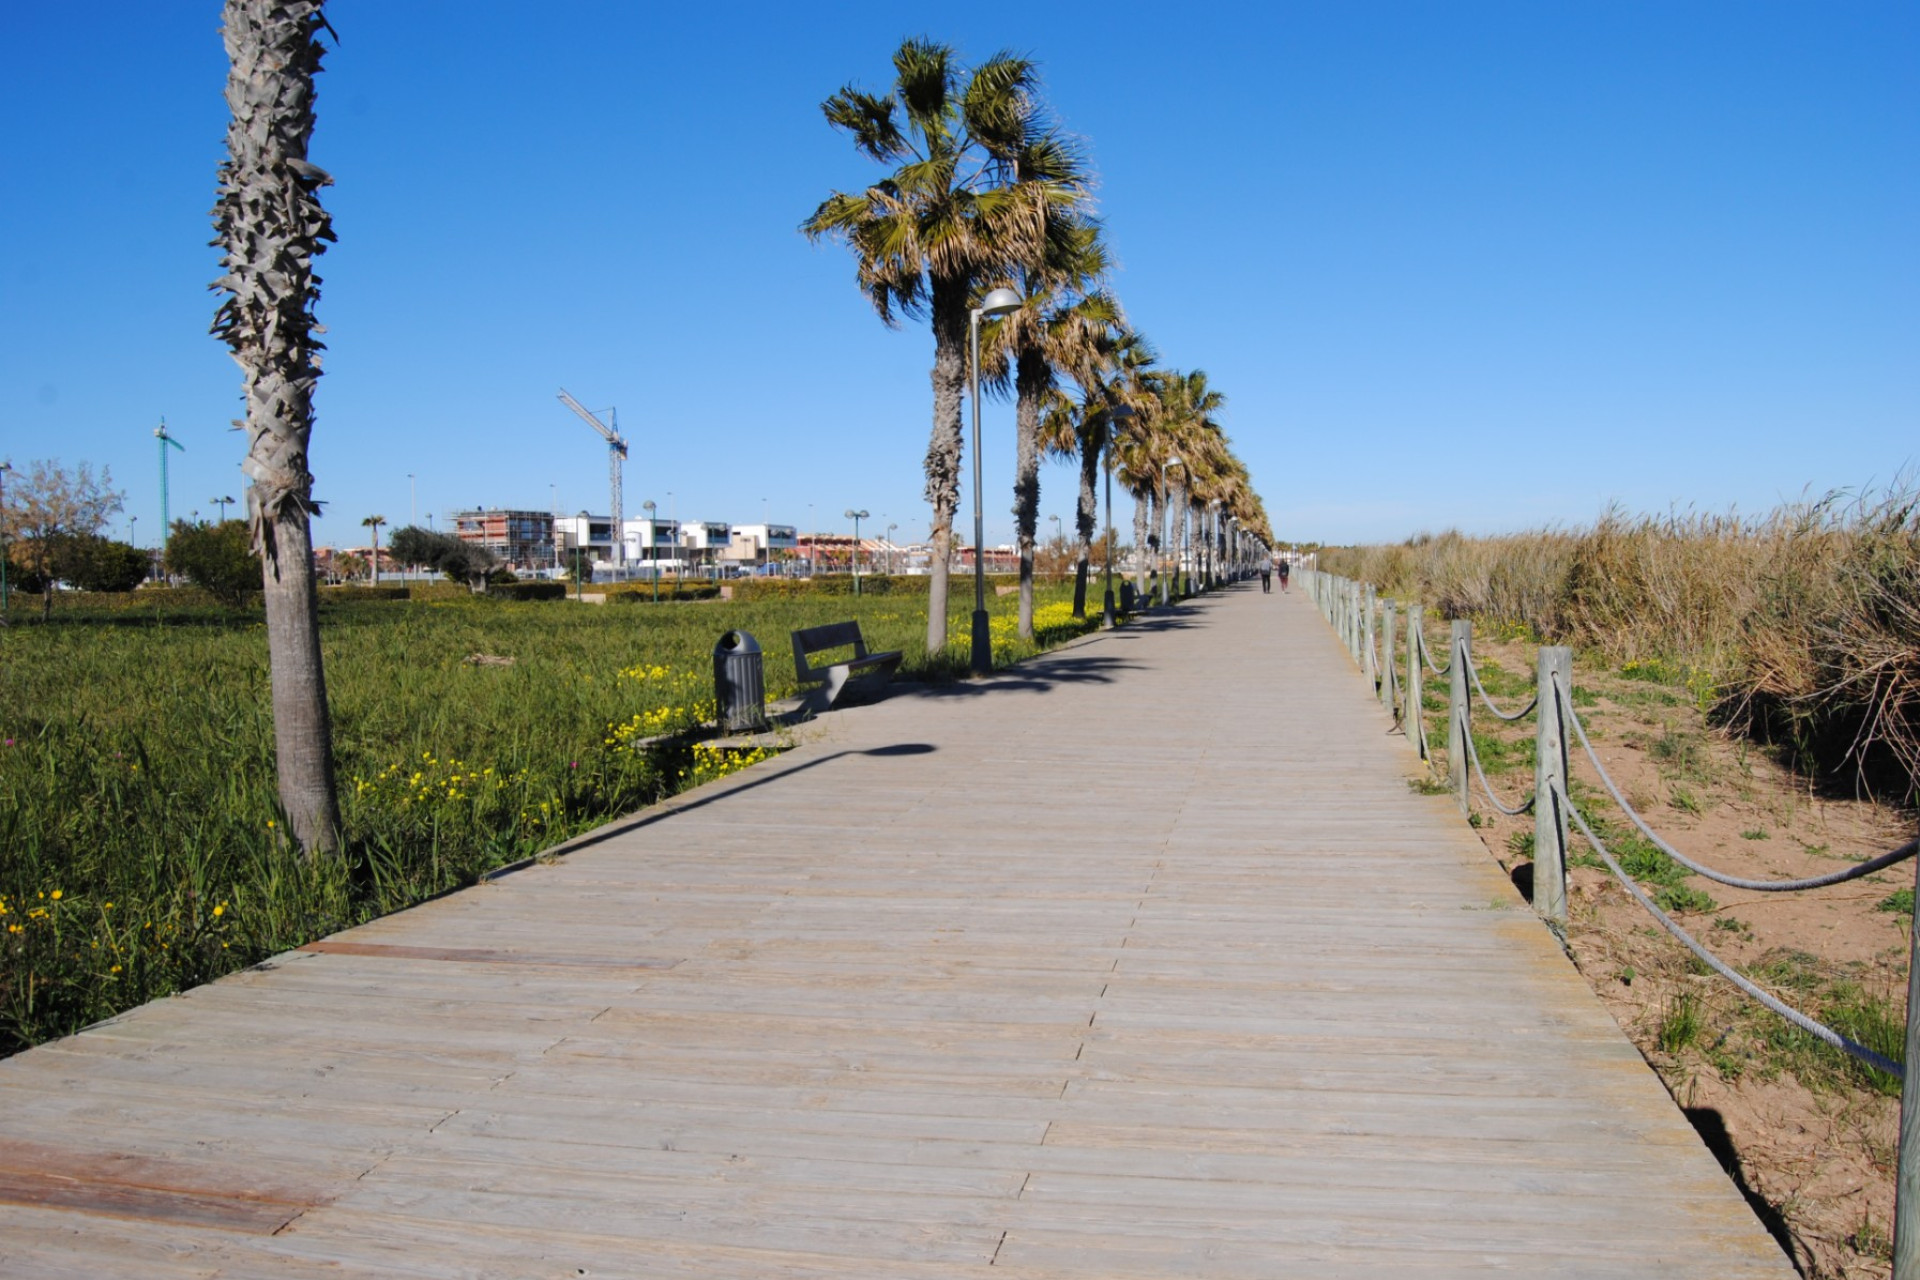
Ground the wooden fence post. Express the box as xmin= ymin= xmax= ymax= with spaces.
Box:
xmin=1408 ymin=605 xmax=1426 ymax=759
xmin=1532 ymin=647 xmax=1571 ymax=924
xmin=1381 ymin=601 xmax=1397 ymax=714
xmin=1895 ymin=811 xmax=1920 ymax=1279
xmin=1448 ymin=619 xmax=1471 ymax=815
xmin=1362 ymin=586 xmax=1378 ymax=692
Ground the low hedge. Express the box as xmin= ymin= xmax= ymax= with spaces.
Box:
xmin=321 ymin=584 xmax=411 ymax=602
xmin=488 ymin=581 xmax=568 ymax=601
xmin=731 ymin=573 xmax=1035 ymax=601
xmin=603 ymin=582 xmax=722 ymax=603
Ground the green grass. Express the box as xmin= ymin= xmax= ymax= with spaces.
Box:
xmin=0 ymin=583 xmax=1098 ymax=1053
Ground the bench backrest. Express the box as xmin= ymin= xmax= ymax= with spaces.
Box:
xmin=791 ymin=621 xmax=870 ymax=678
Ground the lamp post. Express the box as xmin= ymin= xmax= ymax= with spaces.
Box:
xmin=969 ymin=287 xmax=1023 ymax=674
xmin=1048 ymin=514 xmax=1061 ymax=571
xmin=642 ymin=500 xmax=658 ymax=602
xmin=885 ymin=522 xmax=897 ymax=575
xmin=1102 ymin=405 xmax=1135 ymax=627
xmin=210 ymin=495 xmax=236 ymax=524
xmin=845 ymin=508 xmax=869 ymax=595
xmin=1159 ymin=454 xmax=1183 ymax=606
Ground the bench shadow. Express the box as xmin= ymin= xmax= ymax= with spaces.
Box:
xmin=1681 ymin=1107 xmax=1800 ymax=1267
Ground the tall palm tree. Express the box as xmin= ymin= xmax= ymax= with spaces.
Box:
xmin=1039 ymin=317 xmax=1148 ymax=617
xmin=211 ymin=0 xmax=341 ymax=859
xmin=361 ymin=514 xmax=386 ymax=584
xmin=804 ymin=40 xmax=1057 ymax=655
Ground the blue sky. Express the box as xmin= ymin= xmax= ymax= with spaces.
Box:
xmin=2 ymin=3 xmax=1913 ymax=550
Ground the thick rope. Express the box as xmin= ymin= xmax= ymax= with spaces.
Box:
xmin=1462 ymin=719 xmax=1536 ymax=815
xmin=1464 ymin=650 xmax=1538 ymax=722
xmin=1417 ymin=622 xmax=1451 ymax=676
xmin=1557 ymin=680 xmax=1918 ymax=891
xmin=1561 ymin=783 xmax=1902 ymax=1079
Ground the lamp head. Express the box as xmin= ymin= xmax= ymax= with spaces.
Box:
xmin=976 ymin=287 xmax=1023 ymax=318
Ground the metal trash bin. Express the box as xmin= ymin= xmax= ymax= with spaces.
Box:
xmin=1119 ymin=582 xmax=1137 ymax=614
xmin=712 ymin=630 xmax=769 ymax=733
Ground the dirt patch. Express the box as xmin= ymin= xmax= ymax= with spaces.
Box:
xmin=1423 ymin=634 xmax=1913 ymax=1280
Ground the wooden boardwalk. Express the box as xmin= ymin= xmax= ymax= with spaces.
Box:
xmin=0 ymin=587 xmax=1796 ymax=1278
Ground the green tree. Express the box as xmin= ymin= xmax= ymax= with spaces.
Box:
xmin=210 ymin=0 xmax=341 ymax=858
xmin=165 ymin=520 xmax=262 ymax=604
xmin=65 ymin=535 xmax=151 ymax=593
xmin=389 ymin=525 xmax=497 ymax=593
xmin=804 ymin=39 xmax=1059 ymax=656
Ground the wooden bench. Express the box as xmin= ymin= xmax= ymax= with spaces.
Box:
xmin=790 ymin=621 xmax=902 ymax=713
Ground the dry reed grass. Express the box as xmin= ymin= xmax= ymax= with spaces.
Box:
xmin=1323 ymin=488 xmax=1920 ymax=799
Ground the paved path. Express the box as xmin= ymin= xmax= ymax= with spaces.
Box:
xmin=0 ymin=587 xmax=1795 ymax=1278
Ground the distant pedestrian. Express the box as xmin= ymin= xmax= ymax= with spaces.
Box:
xmin=1277 ymin=559 xmax=1291 ymax=592
xmin=1260 ymin=564 xmax=1272 ymax=593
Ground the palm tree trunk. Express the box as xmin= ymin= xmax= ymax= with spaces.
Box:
xmin=1070 ymin=423 xmax=1101 ymax=618
xmin=212 ymin=0 xmax=342 ymax=859
xmin=1170 ymin=482 xmax=1188 ymax=597
xmin=1132 ymin=492 xmax=1150 ymax=594
xmin=923 ymin=280 xmax=968 ymax=655
xmin=1013 ymin=348 xmax=1047 ymax=640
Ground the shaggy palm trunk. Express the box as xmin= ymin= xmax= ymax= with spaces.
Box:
xmin=1170 ymin=482 xmax=1188 ymax=596
xmin=211 ymin=0 xmax=342 ymax=859
xmin=1070 ymin=423 xmax=1102 ymax=617
xmin=1013 ymin=348 xmax=1047 ymax=640
xmin=1133 ymin=492 xmax=1150 ymax=594
xmin=923 ymin=280 xmax=969 ymax=654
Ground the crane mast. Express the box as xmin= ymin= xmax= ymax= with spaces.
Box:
xmin=557 ymin=389 xmax=629 ymax=570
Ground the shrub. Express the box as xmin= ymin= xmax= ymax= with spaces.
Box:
xmin=163 ymin=520 xmax=261 ymax=605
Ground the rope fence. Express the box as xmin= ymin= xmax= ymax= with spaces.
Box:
xmin=1303 ymin=565 xmax=1920 ymax=1271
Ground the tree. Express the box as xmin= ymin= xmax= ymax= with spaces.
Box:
xmin=166 ymin=520 xmax=262 ymax=604
xmin=210 ymin=0 xmax=341 ymax=859
xmin=0 ymin=459 xmax=126 ymax=618
xmin=388 ymin=525 xmax=497 ymax=592
xmin=804 ymin=40 xmax=1059 ymax=656
xmin=361 ymin=514 xmax=385 ymax=584
xmin=65 ymin=535 xmax=151 ymax=593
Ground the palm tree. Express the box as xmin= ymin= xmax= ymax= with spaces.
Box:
xmin=1039 ymin=317 xmax=1149 ymax=617
xmin=210 ymin=0 xmax=342 ymax=859
xmin=361 ymin=514 xmax=385 ymax=585
xmin=804 ymin=40 xmax=1076 ymax=655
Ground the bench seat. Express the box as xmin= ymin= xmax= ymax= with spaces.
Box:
xmin=791 ymin=621 xmax=902 ymax=712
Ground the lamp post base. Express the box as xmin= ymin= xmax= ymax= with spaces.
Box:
xmin=970 ymin=609 xmax=993 ymax=675
xmin=1102 ymin=588 xmax=1115 ymax=629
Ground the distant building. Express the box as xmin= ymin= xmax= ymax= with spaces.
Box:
xmin=618 ymin=517 xmax=680 ymax=566
xmin=454 ymin=509 xmax=555 ymax=570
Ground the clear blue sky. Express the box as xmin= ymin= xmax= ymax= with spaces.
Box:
xmin=2 ymin=3 xmax=1913 ymax=550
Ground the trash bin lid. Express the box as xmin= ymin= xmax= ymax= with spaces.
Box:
xmin=714 ymin=629 xmax=761 ymax=655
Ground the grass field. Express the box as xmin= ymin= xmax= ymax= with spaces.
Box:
xmin=0 ymin=581 xmax=1101 ymax=1053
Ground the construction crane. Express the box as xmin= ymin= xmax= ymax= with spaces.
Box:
xmin=155 ymin=419 xmax=185 ymax=538
xmin=557 ymin=388 xmax=627 ymax=569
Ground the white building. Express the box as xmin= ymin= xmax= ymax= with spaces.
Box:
xmin=619 ymin=517 xmax=681 ymax=566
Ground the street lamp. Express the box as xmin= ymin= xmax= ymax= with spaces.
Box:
xmin=1102 ymin=405 xmax=1135 ymax=627
xmin=845 ymin=508 xmax=869 ymax=595
xmin=885 ymin=522 xmax=898 ymax=575
xmin=210 ymin=495 xmax=236 ymax=524
xmin=969 ymin=286 xmax=1023 ymax=674
xmin=1048 ymin=513 xmax=1062 ymax=568
xmin=642 ymin=500 xmax=659 ymax=602
xmin=1159 ymin=453 xmax=1183 ymax=606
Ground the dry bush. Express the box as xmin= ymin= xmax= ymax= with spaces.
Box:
xmin=1321 ymin=487 xmax=1920 ymax=798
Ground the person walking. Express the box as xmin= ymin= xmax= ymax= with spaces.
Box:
xmin=1260 ymin=563 xmax=1272 ymax=593
xmin=1277 ymin=558 xmax=1291 ymax=593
